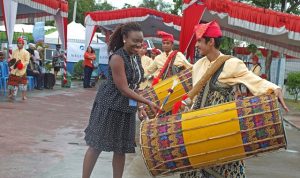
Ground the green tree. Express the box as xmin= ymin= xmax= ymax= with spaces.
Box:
xmin=241 ymin=0 xmax=300 ymax=14
xmin=286 ymin=72 xmax=300 ymax=102
xmin=220 ymin=37 xmax=235 ymax=55
xmin=94 ymin=1 xmax=115 ymax=11
xmin=240 ymin=0 xmax=300 ymax=79
xmin=122 ymin=3 xmax=136 ymax=9
xmin=139 ymin=0 xmax=172 ymax=13
xmin=68 ymin=0 xmax=115 ymax=25
xmin=171 ymin=0 xmax=183 ymax=15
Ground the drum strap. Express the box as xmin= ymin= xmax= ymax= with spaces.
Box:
xmin=158 ymin=50 xmax=178 ymax=80
xmin=200 ymin=78 xmax=211 ymax=108
xmin=188 ymin=55 xmax=232 ymax=101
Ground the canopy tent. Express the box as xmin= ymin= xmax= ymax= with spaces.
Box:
xmin=0 ymin=0 xmax=68 ymax=51
xmin=84 ymin=8 xmax=182 ymax=48
xmin=45 ymin=21 xmax=104 ymax=44
xmin=180 ymin=0 xmax=300 ymax=61
xmin=44 ymin=21 xmax=107 ymax=63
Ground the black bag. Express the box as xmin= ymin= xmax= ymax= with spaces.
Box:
xmin=52 ymin=57 xmax=63 ymax=68
xmin=44 ymin=73 xmax=55 ymax=89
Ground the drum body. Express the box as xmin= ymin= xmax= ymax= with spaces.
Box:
xmin=140 ymin=94 xmax=287 ymax=176
xmin=140 ymin=68 xmax=192 ymax=119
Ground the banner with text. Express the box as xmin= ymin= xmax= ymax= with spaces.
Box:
xmin=67 ymin=42 xmax=108 ymax=63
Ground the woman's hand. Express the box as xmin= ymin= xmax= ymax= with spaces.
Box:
xmin=146 ymin=101 xmax=160 ymax=116
xmin=274 ymin=88 xmax=289 ymax=112
xmin=138 ymin=107 xmax=148 ymax=121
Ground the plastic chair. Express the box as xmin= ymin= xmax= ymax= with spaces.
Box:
xmin=0 ymin=61 xmax=9 ymax=95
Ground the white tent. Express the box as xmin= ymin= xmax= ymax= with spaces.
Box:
xmin=45 ymin=21 xmax=104 ymax=44
xmin=45 ymin=21 xmax=108 ymax=63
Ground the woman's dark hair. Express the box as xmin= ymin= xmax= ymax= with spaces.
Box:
xmin=86 ymin=46 xmax=95 ymax=53
xmin=108 ymin=22 xmax=142 ymax=53
xmin=204 ymin=37 xmax=222 ymax=49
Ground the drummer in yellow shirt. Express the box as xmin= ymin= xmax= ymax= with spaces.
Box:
xmin=138 ymin=42 xmax=153 ymax=90
xmin=146 ymin=31 xmax=192 ymax=85
xmin=250 ymin=55 xmax=261 ymax=76
xmin=175 ymin=21 xmax=289 ymax=178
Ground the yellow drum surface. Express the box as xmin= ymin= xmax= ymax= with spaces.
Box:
xmin=140 ymin=68 xmax=192 ymax=119
xmin=182 ymin=102 xmax=245 ymax=166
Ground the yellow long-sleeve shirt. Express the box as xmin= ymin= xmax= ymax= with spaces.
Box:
xmin=146 ymin=50 xmax=192 ymax=77
xmin=250 ymin=64 xmax=261 ymax=76
xmin=139 ymin=55 xmax=153 ymax=90
xmin=192 ymin=54 xmax=279 ymax=96
xmin=11 ymin=48 xmax=30 ymax=76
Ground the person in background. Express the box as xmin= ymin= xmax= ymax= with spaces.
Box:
xmin=150 ymin=48 xmax=161 ymax=60
xmin=27 ymin=56 xmax=44 ymax=90
xmin=250 ymin=55 xmax=261 ymax=76
xmin=83 ymin=46 xmax=96 ymax=88
xmin=52 ymin=44 xmax=63 ymax=78
xmin=28 ymin=43 xmax=41 ymax=66
xmin=37 ymin=46 xmax=44 ymax=61
xmin=7 ymin=37 xmax=30 ymax=100
xmin=146 ymin=31 xmax=192 ymax=85
xmin=138 ymin=42 xmax=153 ymax=90
xmin=82 ymin=22 xmax=159 ymax=178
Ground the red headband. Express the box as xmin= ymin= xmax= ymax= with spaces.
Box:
xmin=157 ymin=31 xmax=174 ymax=43
xmin=194 ymin=21 xmax=222 ymax=40
xmin=17 ymin=37 xmax=25 ymax=44
xmin=252 ymin=55 xmax=259 ymax=62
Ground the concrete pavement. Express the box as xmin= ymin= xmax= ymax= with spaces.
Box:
xmin=0 ymin=81 xmax=299 ymax=178
xmin=283 ymin=114 xmax=300 ymax=131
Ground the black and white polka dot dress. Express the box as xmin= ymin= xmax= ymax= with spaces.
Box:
xmin=84 ymin=48 xmax=144 ymax=153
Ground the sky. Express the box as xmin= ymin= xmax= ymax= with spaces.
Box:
xmin=102 ymin=0 xmax=174 ymax=9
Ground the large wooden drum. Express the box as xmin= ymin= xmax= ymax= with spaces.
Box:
xmin=140 ymin=94 xmax=287 ymax=176
xmin=140 ymin=68 xmax=192 ymax=119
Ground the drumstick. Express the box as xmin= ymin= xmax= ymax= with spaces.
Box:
xmin=155 ymin=79 xmax=179 ymax=118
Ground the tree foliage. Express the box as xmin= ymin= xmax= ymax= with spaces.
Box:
xmin=68 ymin=0 xmax=115 ymax=25
xmin=220 ymin=37 xmax=235 ymax=55
xmin=286 ymin=72 xmax=300 ymax=102
xmin=240 ymin=0 xmax=300 ymax=14
xmin=122 ymin=3 xmax=136 ymax=9
xmin=171 ymin=0 xmax=183 ymax=15
xmin=73 ymin=60 xmax=84 ymax=79
xmin=139 ymin=0 xmax=172 ymax=13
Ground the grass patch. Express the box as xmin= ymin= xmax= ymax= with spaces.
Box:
xmin=285 ymin=99 xmax=300 ymax=112
xmin=0 ymin=28 xmax=56 ymax=43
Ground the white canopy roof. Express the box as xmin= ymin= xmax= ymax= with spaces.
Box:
xmin=45 ymin=21 xmax=104 ymax=44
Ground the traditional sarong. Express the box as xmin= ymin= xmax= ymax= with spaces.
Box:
xmin=8 ymin=74 xmax=27 ymax=86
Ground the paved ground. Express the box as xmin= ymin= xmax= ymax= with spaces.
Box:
xmin=0 ymin=81 xmax=299 ymax=178
xmin=283 ymin=112 xmax=300 ymax=131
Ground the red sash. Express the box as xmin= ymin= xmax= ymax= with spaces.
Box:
xmin=152 ymin=50 xmax=178 ymax=86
